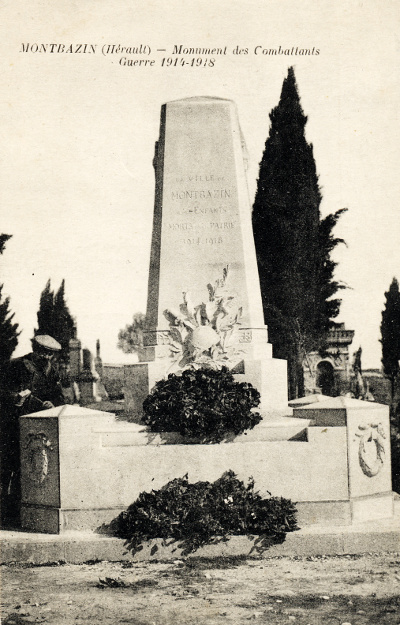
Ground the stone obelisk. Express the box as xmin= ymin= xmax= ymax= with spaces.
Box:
xmin=125 ymin=97 xmax=287 ymax=416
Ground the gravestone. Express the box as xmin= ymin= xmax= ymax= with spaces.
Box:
xmin=93 ymin=339 xmax=109 ymax=401
xmin=77 ymin=348 xmax=98 ymax=405
xmin=125 ymin=97 xmax=287 ymax=417
xmin=68 ymin=324 xmax=81 ymax=381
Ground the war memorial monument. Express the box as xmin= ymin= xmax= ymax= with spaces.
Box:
xmin=10 ymin=98 xmax=395 ymax=553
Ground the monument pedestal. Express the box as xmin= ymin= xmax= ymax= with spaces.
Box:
xmin=19 ymin=397 xmax=394 ymax=534
xmin=235 ymin=356 xmax=288 ymax=413
xmin=291 ymin=396 xmax=394 ymax=523
xmin=123 ymin=96 xmax=288 ymax=415
xmin=123 ymin=361 xmax=167 ymax=421
xmin=19 ymin=406 xmax=116 ymax=534
xmin=124 ymin=355 xmax=288 ymax=421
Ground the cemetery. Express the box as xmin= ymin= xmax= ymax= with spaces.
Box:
xmin=1 ymin=96 xmax=399 ymax=567
xmin=1 ymin=95 xmax=399 ymax=563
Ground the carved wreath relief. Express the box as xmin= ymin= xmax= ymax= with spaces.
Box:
xmin=25 ymin=432 xmax=52 ymax=484
xmin=355 ymin=423 xmax=386 ymax=478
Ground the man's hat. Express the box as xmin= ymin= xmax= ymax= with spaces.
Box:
xmin=32 ymin=335 xmax=62 ymax=352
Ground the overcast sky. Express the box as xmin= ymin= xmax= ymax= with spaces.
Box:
xmin=1 ymin=0 xmax=399 ymax=368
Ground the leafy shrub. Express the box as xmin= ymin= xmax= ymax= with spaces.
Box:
xmin=113 ymin=471 xmax=298 ymax=554
xmin=142 ymin=367 xmax=262 ymax=443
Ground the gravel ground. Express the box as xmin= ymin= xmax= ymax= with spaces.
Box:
xmin=1 ymin=553 xmax=400 ymax=625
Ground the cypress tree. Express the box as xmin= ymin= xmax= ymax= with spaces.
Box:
xmin=0 ymin=235 xmax=20 ymax=366
xmin=53 ymin=280 xmax=75 ymax=360
xmin=380 ymin=277 xmax=400 ymax=401
xmin=252 ymin=67 xmax=346 ymax=398
xmin=36 ymin=279 xmax=75 ymax=363
xmin=36 ymin=279 xmax=55 ymax=337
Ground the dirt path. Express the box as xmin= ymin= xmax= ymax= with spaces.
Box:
xmin=2 ymin=553 xmax=400 ymax=625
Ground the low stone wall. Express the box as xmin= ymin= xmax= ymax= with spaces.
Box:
xmin=102 ymin=364 xmax=124 ymax=400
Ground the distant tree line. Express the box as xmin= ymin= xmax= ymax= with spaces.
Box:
xmin=117 ymin=312 xmax=146 ymax=356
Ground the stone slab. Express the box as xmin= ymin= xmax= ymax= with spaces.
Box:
xmin=1 ymin=500 xmax=399 ymax=564
xmin=234 ymin=357 xmax=288 ymax=412
xmin=351 ymin=492 xmax=394 ymax=522
xmin=17 ymin=500 xmax=371 ymax=535
xmin=19 ymin=499 xmax=357 ymax=534
xmin=97 ymin=416 xmax=312 ymax=446
xmin=20 ymin=426 xmax=351 ymax=532
xmin=293 ymin=396 xmax=387 ymax=426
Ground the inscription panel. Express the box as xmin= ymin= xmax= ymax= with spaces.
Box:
xmin=152 ymin=98 xmax=265 ymax=330
xmin=166 ymin=177 xmax=237 ymax=249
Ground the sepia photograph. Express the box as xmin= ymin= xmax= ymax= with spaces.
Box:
xmin=1 ymin=1 xmax=399 ymax=623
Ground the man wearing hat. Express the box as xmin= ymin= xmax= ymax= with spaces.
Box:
xmin=0 ymin=334 xmax=64 ymax=526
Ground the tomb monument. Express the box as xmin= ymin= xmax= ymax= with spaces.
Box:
xmin=17 ymin=97 xmax=394 ymax=534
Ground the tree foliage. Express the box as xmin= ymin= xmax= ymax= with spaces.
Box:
xmin=0 ymin=235 xmax=12 ymax=256
xmin=0 ymin=235 xmax=20 ymax=366
xmin=36 ymin=279 xmax=75 ymax=362
xmin=36 ymin=280 xmax=54 ymax=336
xmin=252 ymin=66 xmax=346 ymax=399
xmin=380 ymin=277 xmax=400 ymax=401
xmin=117 ymin=312 xmax=146 ymax=355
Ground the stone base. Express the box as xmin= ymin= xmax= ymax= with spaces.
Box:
xmin=351 ymin=492 xmax=394 ymax=523
xmin=123 ymin=361 xmax=167 ymax=421
xmin=20 ymin=493 xmax=395 ymax=535
xmin=19 ymin=401 xmax=394 ymax=535
xmin=296 ymin=492 xmax=394 ymax=526
xmin=234 ymin=357 xmax=288 ymax=412
xmin=21 ymin=506 xmax=60 ymax=534
xmin=124 ymin=354 xmax=288 ymax=420
xmin=21 ymin=505 xmax=125 ymax=534
xmin=2 ymin=510 xmax=400 ymax=563
xmin=2 ymin=493 xmax=400 ymax=565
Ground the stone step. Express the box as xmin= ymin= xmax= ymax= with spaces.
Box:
xmin=2 ymin=500 xmax=399 ymax=564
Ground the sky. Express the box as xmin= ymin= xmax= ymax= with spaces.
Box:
xmin=1 ymin=0 xmax=399 ymax=368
